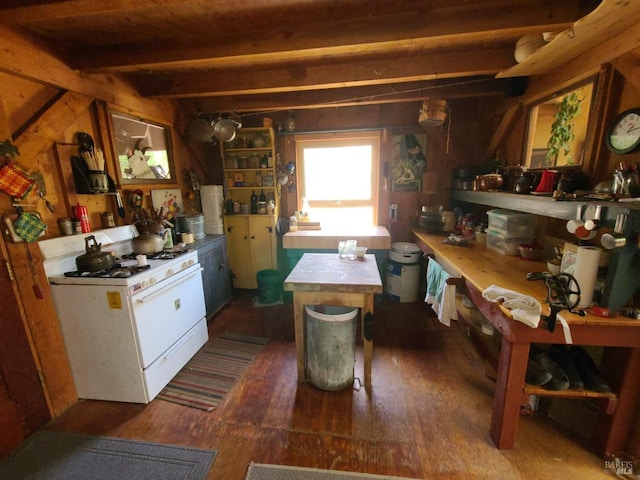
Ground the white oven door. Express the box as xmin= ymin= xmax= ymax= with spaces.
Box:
xmin=131 ymin=264 xmax=206 ymax=368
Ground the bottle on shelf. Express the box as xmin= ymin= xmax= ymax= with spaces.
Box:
xmin=250 ymin=190 xmax=258 ymax=214
xmin=259 ymin=189 xmax=266 ymax=202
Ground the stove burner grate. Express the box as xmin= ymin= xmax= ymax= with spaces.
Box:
xmin=64 ymin=264 xmax=151 ymax=278
xmin=121 ymin=249 xmax=188 ymax=261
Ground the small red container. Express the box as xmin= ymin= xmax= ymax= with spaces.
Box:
xmin=72 ymin=204 xmax=91 ymax=233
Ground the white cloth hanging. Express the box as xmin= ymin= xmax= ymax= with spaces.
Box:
xmin=425 ymin=257 xmax=458 ymax=326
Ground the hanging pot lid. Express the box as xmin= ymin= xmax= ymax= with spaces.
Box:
xmin=189 ymin=118 xmax=214 ymax=142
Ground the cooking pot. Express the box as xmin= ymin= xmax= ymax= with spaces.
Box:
xmin=132 ymin=230 xmax=169 ymax=255
xmin=189 ymin=118 xmax=214 ymax=142
xmin=75 ymin=235 xmax=116 ymax=272
xmin=479 ymin=173 xmax=503 ymax=191
xmin=213 ymin=119 xmax=241 ymax=143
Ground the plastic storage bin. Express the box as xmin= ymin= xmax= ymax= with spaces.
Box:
xmin=487 ymin=230 xmax=533 ymax=256
xmin=487 ymin=209 xmax=536 ymax=238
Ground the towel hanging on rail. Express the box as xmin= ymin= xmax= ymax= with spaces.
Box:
xmin=425 ymin=257 xmax=458 ymax=326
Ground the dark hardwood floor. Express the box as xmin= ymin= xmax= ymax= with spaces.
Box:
xmin=43 ymin=291 xmax=614 ymax=479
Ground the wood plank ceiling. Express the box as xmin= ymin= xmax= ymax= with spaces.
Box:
xmin=0 ymin=0 xmax=604 ymax=116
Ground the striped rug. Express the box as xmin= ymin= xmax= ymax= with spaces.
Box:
xmin=157 ymin=332 xmax=268 ymax=411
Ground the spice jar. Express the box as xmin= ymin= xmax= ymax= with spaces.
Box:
xmin=101 ymin=211 xmax=115 ymax=229
xmin=58 ymin=217 xmax=74 ymax=236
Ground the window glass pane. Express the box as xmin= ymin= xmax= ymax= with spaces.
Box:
xmin=303 ymin=146 xmax=372 ymax=200
xmin=311 ymin=207 xmax=373 ymax=229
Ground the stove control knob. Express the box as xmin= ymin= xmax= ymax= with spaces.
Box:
xmin=148 ymin=277 xmax=156 ymax=285
xmin=141 ymin=280 xmax=149 ymax=289
xmin=181 ymin=261 xmax=188 ymax=270
xmin=166 ymin=269 xmax=174 ymax=277
xmin=188 ymin=258 xmax=195 ymax=266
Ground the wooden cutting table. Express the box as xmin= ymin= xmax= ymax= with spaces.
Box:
xmin=283 ymin=253 xmax=383 ymax=389
xmin=412 ymin=228 xmax=640 ymax=456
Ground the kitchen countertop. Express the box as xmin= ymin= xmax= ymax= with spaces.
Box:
xmin=412 ymin=228 xmax=638 ymax=326
xmin=283 ymin=225 xmax=391 ymax=250
xmin=412 ymin=227 xmax=640 ymax=456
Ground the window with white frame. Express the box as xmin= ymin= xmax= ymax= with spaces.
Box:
xmin=294 ymin=132 xmax=380 ymax=228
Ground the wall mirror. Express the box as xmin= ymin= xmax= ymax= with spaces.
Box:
xmin=108 ymin=108 xmax=176 ymax=184
xmin=523 ymin=76 xmax=597 ymax=169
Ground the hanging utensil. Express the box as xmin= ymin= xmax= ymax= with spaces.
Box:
xmin=32 ymin=172 xmax=55 ymax=212
xmin=584 ymin=204 xmax=603 ymax=231
xmin=601 ymin=213 xmax=628 ymax=249
xmin=566 ymin=204 xmax=584 ymax=234
xmin=24 ymin=243 xmax=44 ymax=299
xmin=213 ymin=118 xmax=241 ymax=143
xmin=115 ymin=191 xmax=126 ymax=217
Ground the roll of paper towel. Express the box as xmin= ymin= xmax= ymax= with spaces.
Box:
xmin=573 ymin=246 xmax=601 ymax=308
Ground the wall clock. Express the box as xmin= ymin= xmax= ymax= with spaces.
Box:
xmin=606 ymin=108 xmax=640 ymax=154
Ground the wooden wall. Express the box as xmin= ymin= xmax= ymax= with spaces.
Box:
xmin=0 ymin=27 xmax=205 ymax=441
xmin=1 ymin=22 xmax=640 ymax=458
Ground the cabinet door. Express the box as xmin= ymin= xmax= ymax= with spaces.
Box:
xmin=250 ymin=216 xmax=277 ymax=281
xmin=210 ymin=237 xmax=232 ymax=315
xmin=224 ymin=216 xmax=254 ymax=288
xmin=197 ymin=240 xmax=217 ymax=318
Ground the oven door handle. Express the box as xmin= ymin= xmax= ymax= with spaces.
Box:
xmin=135 ymin=267 xmax=204 ymax=304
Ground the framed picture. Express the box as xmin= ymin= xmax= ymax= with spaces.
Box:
xmin=150 ymin=189 xmax=183 ymax=220
xmin=108 ymin=108 xmax=176 ymax=184
xmin=391 ymin=134 xmax=427 ymax=192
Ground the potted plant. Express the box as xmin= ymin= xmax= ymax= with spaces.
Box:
xmin=546 ymin=92 xmax=583 ymax=165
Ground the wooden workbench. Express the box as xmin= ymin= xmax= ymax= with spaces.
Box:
xmin=283 ymin=253 xmax=383 ymax=389
xmin=412 ymin=228 xmax=640 ymax=456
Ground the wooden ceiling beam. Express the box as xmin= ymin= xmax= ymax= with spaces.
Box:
xmin=179 ymin=78 xmax=511 ymax=114
xmin=0 ymin=0 xmax=305 ymax=23
xmin=69 ymin=7 xmax=581 ymax=73
xmin=137 ymin=47 xmax=515 ymax=98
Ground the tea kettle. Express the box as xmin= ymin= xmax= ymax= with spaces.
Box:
xmin=132 ymin=222 xmax=169 ymax=254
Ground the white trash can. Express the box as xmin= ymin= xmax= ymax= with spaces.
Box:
xmin=386 ymin=242 xmax=422 ymax=302
xmin=305 ymin=305 xmax=358 ymax=391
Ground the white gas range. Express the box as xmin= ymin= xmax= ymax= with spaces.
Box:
xmin=38 ymin=226 xmax=208 ymax=404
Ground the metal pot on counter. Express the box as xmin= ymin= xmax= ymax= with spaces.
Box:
xmin=75 ymin=235 xmax=116 ymax=272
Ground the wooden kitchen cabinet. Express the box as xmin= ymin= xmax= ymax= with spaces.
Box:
xmin=224 ymin=215 xmax=277 ymax=289
xmin=222 ymin=127 xmax=279 ymax=289
xmin=191 ymin=235 xmax=233 ymax=319
xmin=222 ymin=127 xmax=278 ymax=211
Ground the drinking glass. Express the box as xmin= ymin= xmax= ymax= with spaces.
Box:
xmin=338 ymin=241 xmax=347 ymax=258
xmin=345 ymin=240 xmax=357 ymax=260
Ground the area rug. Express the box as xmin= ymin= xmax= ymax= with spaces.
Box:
xmin=0 ymin=430 xmax=216 ymax=480
xmin=245 ymin=463 xmax=420 ymax=480
xmin=157 ymin=332 xmax=268 ymax=411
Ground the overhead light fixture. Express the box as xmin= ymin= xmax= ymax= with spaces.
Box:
xmin=418 ymin=98 xmax=448 ymax=128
